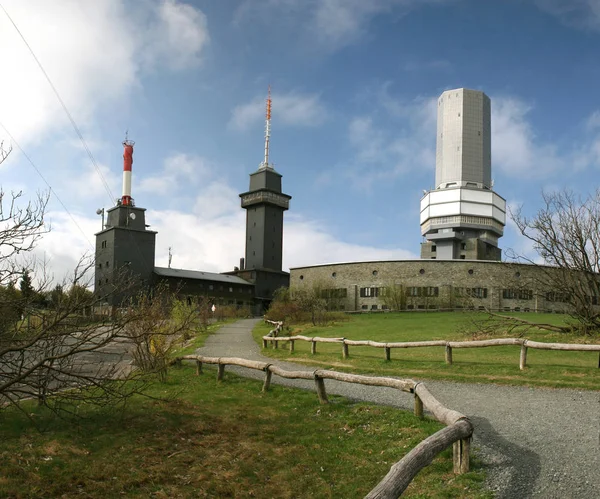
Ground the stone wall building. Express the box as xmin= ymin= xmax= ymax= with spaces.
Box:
xmin=290 ymin=259 xmax=576 ymax=313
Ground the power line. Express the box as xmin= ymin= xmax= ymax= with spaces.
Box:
xmin=0 ymin=121 xmax=94 ymax=249
xmin=0 ymin=2 xmax=116 ymax=204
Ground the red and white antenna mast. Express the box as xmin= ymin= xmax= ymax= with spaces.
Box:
xmin=121 ymin=132 xmax=135 ymax=206
xmin=260 ymin=86 xmax=272 ymax=170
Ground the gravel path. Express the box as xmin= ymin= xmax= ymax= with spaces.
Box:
xmin=197 ymin=319 xmax=600 ymax=498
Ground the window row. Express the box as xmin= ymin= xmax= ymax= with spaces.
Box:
xmin=406 ymin=286 xmax=439 ymax=297
xmin=502 ymin=289 xmax=533 ymax=300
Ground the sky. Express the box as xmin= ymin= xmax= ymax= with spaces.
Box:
xmin=1 ymin=0 xmax=600 ymax=285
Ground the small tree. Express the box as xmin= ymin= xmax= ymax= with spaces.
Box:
xmin=509 ymin=188 xmax=600 ymax=334
xmin=381 ymin=284 xmax=406 ymax=311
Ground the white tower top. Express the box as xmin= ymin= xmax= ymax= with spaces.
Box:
xmin=435 ymin=88 xmax=491 ymax=190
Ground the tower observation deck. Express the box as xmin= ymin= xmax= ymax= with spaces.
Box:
xmin=420 ymin=88 xmax=506 ymax=261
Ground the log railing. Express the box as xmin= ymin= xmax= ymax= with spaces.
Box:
xmin=173 ymin=354 xmax=473 ymax=497
xmin=262 ymin=334 xmax=600 ymax=370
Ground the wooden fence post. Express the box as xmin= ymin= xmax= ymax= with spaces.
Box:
xmin=414 ymin=393 xmax=423 ymax=419
xmin=311 ymin=340 xmax=317 ymax=355
xmin=217 ymin=363 xmax=225 ymax=381
xmin=262 ymin=367 xmax=272 ymax=392
xmin=314 ymin=374 xmax=329 ymax=404
xmin=385 ymin=346 xmax=391 ymax=361
xmin=519 ymin=341 xmax=528 ymax=370
xmin=262 ymin=338 xmax=267 ymax=348
xmin=289 ymin=339 xmax=295 ymax=352
xmin=342 ymin=340 xmax=349 ymax=359
xmin=195 ymin=360 xmax=203 ymax=375
xmin=453 ymin=437 xmax=470 ymax=474
xmin=445 ymin=345 xmax=453 ymax=365
xmin=274 ymin=339 xmax=279 ymax=349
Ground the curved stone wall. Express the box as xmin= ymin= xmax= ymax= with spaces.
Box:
xmin=289 ymin=260 xmax=573 ymax=313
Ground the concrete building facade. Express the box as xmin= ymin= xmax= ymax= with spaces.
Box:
xmin=420 ymin=89 xmax=505 ymax=261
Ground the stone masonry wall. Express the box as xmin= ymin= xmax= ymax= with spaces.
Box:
xmin=289 ymin=260 xmax=575 ymax=313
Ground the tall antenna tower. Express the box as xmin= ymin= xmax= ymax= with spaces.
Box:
xmin=259 ymin=86 xmax=272 ymax=170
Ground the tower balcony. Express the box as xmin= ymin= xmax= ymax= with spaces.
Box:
xmin=420 ymin=187 xmax=506 ymax=237
xmin=240 ymin=189 xmax=291 ymax=210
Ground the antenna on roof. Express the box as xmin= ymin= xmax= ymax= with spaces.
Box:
xmin=259 ymin=86 xmax=272 ymax=170
xmin=168 ymin=246 xmax=173 ymax=269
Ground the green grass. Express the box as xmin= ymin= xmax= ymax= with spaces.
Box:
xmin=254 ymin=312 xmax=600 ymax=390
xmin=0 ymin=365 xmax=490 ymax=498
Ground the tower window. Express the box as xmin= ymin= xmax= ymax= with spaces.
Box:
xmin=101 ymin=240 xmax=107 ymax=249
xmin=98 ymin=263 xmax=102 ymax=269
xmin=106 ymin=261 xmax=109 ymax=268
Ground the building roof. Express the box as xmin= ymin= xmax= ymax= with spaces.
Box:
xmin=153 ymin=267 xmax=253 ymax=286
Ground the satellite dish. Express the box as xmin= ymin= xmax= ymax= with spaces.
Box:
xmin=129 ymin=213 xmax=136 ymax=220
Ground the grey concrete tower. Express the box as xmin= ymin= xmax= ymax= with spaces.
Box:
xmin=237 ymin=88 xmax=292 ymax=303
xmin=95 ymin=141 xmax=156 ymax=306
xmin=420 ymin=88 xmax=506 ymax=261
xmin=240 ymin=167 xmax=291 ymax=271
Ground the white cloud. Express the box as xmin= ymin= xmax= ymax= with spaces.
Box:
xmin=234 ymin=0 xmax=454 ymax=51
xmin=535 ymin=0 xmax=600 ymax=32
xmin=138 ymin=153 xmax=209 ymax=196
xmin=0 ymin=0 xmax=209 ymax=146
xmin=229 ymin=91 xmax=326 ymax=131
xmin=148 ymin=0 xmax=210 ymax=70
xmin=343 ymin=90 xmax=437 ymax=189
xmin=491 ymin=97 xmax=600 ymax=178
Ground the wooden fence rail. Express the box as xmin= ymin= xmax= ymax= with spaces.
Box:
xmin=262 ymin=335 xmax=600 ymax=370
xmin=173 ymin=354 xmax=473 ymax=498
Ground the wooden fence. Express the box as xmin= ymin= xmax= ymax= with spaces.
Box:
xmin=262 ymin=334 xmax=600 ymax=370
xmin=173 ymin=353 xmax=472 ymax=498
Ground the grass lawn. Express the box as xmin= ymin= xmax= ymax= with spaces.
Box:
xmin=253 ymin=312 xmax=600 ymax=390
xmin=0 ymin=364 xmax=490 ymax=498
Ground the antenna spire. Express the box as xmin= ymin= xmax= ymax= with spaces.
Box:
xmin=121 ymin=133 xmax=135 ymax=206
xmin=260 ymin=86 xmax=272 ymax=170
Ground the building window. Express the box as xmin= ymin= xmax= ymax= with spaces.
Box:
xmin=461 ymin=243 xmax=466 ymax=250
xmin=467 ymin=288 xmax=488 ymax=299
xmin=546 ymin=291 xmax=569 ymax=303
xmin=332 ymin=272 xmax=336 ymax=278
xmin=229 ymin=287 xmax=233 ymax=293
xmin=320 ymin=288 xmax=348 ymax=299
xmin=98 ymin=280 xmax=102 ymax=286
xmin=361 ymin=305 xmax=368 ymax=310
xmin=419 ymin=269 xmax=425 ymax=275
xmin=106 ymin=261 xmax=109 ymax=268
xmin=209 ymin=284 xmax=214 ymax=290
xmin=101 ymin=240 xmax=107 ymax=249
xmin=502 ymin=289 xmax=533 ymax=300
xmin=460 ymin=255 xmax=466 ymax=259
xmin=360 ymin=287 xmax=379 ymax=298
xmin=371 ymin=305 xmax=378 ymax=310
xmin=98 ymin=263 xmax=102 ymax=269
xmin=468 ymin=268 xmax=474 ymax=274
xmin=431 ymin=245 xmax=436 ymax=252
xmin=372 ymin=270 xmax=378 ymax=276
xmin=515 ymin=272 xmax=521 ymax=278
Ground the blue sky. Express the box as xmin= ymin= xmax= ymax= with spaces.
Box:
xmin=1 ymin=0 xmax=600 ymax=283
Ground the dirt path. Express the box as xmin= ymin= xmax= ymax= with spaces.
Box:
xmin=197 ymin=319 xmax=600 ymax=499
